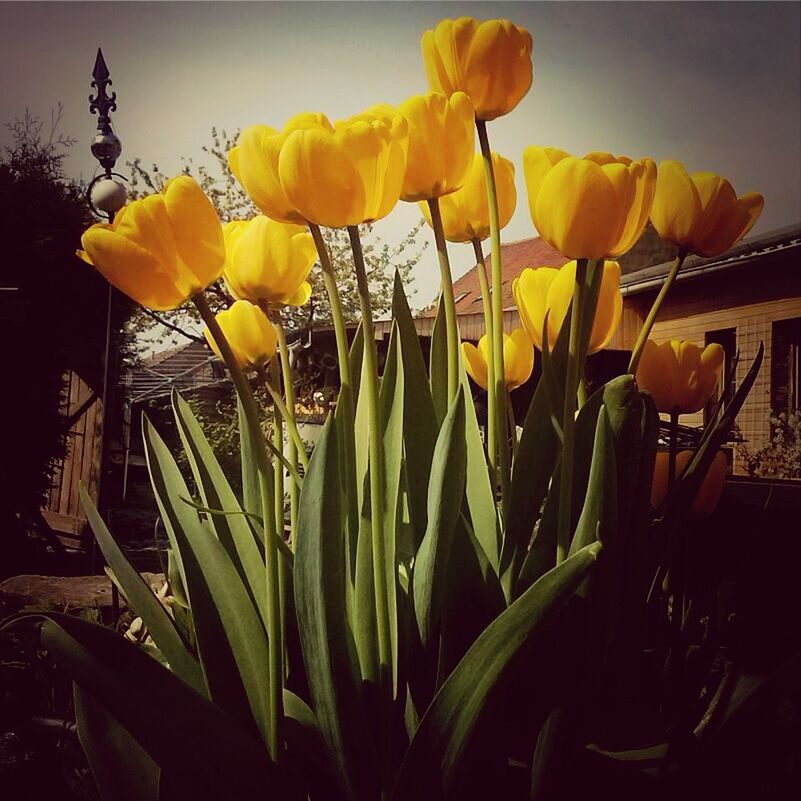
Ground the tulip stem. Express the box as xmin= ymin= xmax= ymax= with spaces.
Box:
xmin=628 ymin=251 xmax=687 ymax=375
xmin=668 ymin=410 xmax=679 ymax=490
xmin=194 ymin=293 xmax=282 ymax=760
xmin=273 ymin=314 xmax=299 ymax=540
xmin=428 ymin=197 xmax=460 ymax=402
xmin=556 ymin=259 xmax=588 ymax=564
xmin=308 ymin=223 xmax=353 ymax=392
xmin=269 ymin=358 xmax=286 ymax=541
xmin=476 ymin=119 xmax=510 ymax=507
xmin=472 ymin=237 xmax=497 ymax=476
xmin=347 ymin=225 xmax=392 ymax=680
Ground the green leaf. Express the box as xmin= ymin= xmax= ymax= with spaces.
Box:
xmin=393 ymin=270 xmax=438 ymax=552
xmin=501 ymin=315 xmax=570 ymax=599
xmin=172 ymin=391 xmax=270 ymax=633
xmin=393 ymin=543 xmax=601 ymax=801
xmin=294 ymin=415 xmax=376 ymax=801
xmin=569 ymin=406 xmax=617 ymax=556
xmin=80 ymin=484 xmax=204 ymax=694
xmin=74 ymin=683 xmax=160 ymax=801
xmin=238 ymin=395 xmax=261 ymax=522
xmin=460 ymin=365 xmax=500 ymax=572
xmin=2 ymin=613 xmax=287 ymax=800
xmin=380 ymin=323 xmax=404 ymax=695
xmin=412 ymin=389 xmax=467 ymax=705
xmin=429 ymin=295 xmax=448 ymax=427
xmin=142 ymin=415 xmax=271 ymax=745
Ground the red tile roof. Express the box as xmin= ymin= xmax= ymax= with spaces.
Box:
xmin=420 ymin=236 xmax=568 ymax=318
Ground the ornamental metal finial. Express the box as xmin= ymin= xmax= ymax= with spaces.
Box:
xmin=88 ymin=48 xmax=121 ymax=172
xmin=87 ymin=47 xmax=126 ymax=219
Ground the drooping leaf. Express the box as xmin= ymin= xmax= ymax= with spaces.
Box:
xmin=142 ymin=415 xmax=271 ymax=744
xmin=74 ymin=682 xmax=160 ymax=801
xmin=237 ymin=395 xmax=261 ymax=522
xmin=80 ymin=484 xmax=204 ymax=694
xmin=393 ymin=543 xmax=601 ymax=801
xmin=172 ymin=391 xmax=270 ymax=633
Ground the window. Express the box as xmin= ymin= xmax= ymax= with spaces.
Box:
xmin=771 ymin=317 xmax=801 ymax=413
xmin=705 ymin=327 xmax=736 ymax=423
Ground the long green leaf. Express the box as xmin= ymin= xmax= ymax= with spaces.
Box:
xmin=3 ymin=613 xmax=286 ymax=799
xmin=172 ymin=391 xmax=270 ymax=632
xmin=74 ymin=682 xmax=160 ymax=801
xmin=294 ymin=415 xmax=376 ymax=801
xmin=238 ymin=395 xmax=261 ymax=521
xmin=392 ymin=270 xmax=438 ymax=552
xmin=393 ymin=543 xmax=601 ymax=801
xmin=80 ymin=484 xmax=204 ymax=694
xmin=429 ymin=295 xmax=448 ymax=427
xmin=412 ymin=390 xmax=467 ymax=705
xmin=143 ymin=415 xmax=271 ymax=745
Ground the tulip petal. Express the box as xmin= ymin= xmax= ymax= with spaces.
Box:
xmin=283 ymin=281 xmax=312 ymax=307
xmin=504 ymin=328 xmax=535 ymax=389
xmin=651 ymin=160 xmax=701 ymax=247
xmin=522 ymin=146 xmax=570 ymax=220
xmin=635 ymin=340 xmax=678 ymax=413
xmin=462 ymin=340 xmax=488 ymax=390
xmin=163 ymin=176 xmax=225 ymax=290
xmin=512 ymin=267 xmax=559 ymax=351
xmin=608 ymin=159 xmax=657 ymax=257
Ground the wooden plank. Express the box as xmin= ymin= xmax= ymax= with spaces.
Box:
xmin=48 ymin=370 xmax=71 ymax=513
xmin=67 ymin=375 xmax=90 ymax=518
xmin=41 ymin=509 xmax=86 ymax=536
xmin=58 ymin=371 xmax=79 ymax=516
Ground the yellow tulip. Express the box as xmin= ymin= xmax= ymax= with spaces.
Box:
xmin=222 ymin=217 xmax=315 ymax=307
xmin=651 ymin=450 xmax=727 ymax=518
xmin=204 ymin=300 xmax=277 ymax=370
xmin=512 ymin=261 xmax=622 ymax=354
xmin=523 ymin=148 xmax=656 ymax=260
xmin=78 ymin=176 xmax=224 ymax=311
xmin=650 ymin=160 xmax=764 ymax=257
xmin=421 ymin=17 xmax=533 ymax=121
xmin=462 ymin=328 xmax=534 ymax=390
xmin=420 ymin=151 xmax=516 ymax=243
xmin=277 ymin=113 xmax=409 ymax=228
xmin=227 ymin=113 xmax=333 ymax=225
xmin=394 ymin=91 xmax=475 ymax=201
xmin=635 ymin=339 xmax=724 ymax=414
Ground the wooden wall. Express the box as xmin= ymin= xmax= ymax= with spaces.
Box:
xmin=41 ymin=369 xmax=103 ymax=549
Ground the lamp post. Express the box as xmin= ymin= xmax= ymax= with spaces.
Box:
xmin=86 ymin=48 xmax=126 ymax=575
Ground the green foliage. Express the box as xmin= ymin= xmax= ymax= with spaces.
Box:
xmin=739 ymin=409 xmax=801 ymax=479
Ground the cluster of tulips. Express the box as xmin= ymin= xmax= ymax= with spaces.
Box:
xmin=8 ymin=15 xmax=770 ymax=801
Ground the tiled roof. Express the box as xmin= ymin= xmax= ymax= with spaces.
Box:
xmin=419 ymin=236 xmax=568 ymax=318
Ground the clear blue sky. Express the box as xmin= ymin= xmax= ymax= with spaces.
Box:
xmin=2 ymin=1 xmax=799 ymax=308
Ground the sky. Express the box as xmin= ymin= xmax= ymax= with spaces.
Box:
xmin=2 ymin=1 xmax=800 ymax=312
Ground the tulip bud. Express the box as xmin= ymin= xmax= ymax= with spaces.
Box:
xmin=512 ymin=261 xmax=622 ymax=354
xmin=204 ymin=300 xmax=277 ymax=370
xmin=522 ymin=148 xmax=656 ymax=260
xmin=462 ymin=328 xmax=534 ymax=390
xmin=420 ymin=151 xmax=516 ymax=243
xmin=421 ymin=17 xmax=533 ymax=121
xmin=651 ymin=450 xmax=727 ymax=518
xmin=650 ymin=161 xmax=764 ymax=257
xmin=635 ymin=339 xmax=724 ymax=414
xmin=79 ymin=176 xmax=224 ymax=310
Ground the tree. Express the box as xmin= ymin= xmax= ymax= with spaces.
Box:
xmin=0 ymin=107 xmax=135 ymax=571
xmin=126 ymin=128 xmax=428 ymax=351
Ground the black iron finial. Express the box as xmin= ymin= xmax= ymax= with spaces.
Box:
xmin=88 ymin=47 xmax=121 ymax=172
xmin=87 ymin=47 xmax=126 ymax=219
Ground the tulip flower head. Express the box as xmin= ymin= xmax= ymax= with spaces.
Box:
xmin=222 ymin=217 xmax=315 ymax=307
xmin=523 ymin=149 xmax=656 ymax=260
xmin=650 ymin=160 xmax=764 ymax=257
xmin=228 ymin=113 xmax=333 ymax=225
xmin=277 ymin=111 xmax=409 ymax=228
xmin=422 ymin=17 xmax=533 ymax=121
xmin=462 ymin=328 xmax=534 ymax=390
xmin=651 ymin=450 xmax=727 ymax=518
xmin=204 ymin=300 xmax=277 ymax=370
xmin=78 ymin=175 xmax=225 ymax=311
xmin=635 ymin=339 xmax=724 ymax=415
xmin=420 ymin=151 xmax=516 ymax=243
xmin=513 ymin=260 xmax=622 ymax=354
xmin=395 ymin=91 xmax=475 ymax=202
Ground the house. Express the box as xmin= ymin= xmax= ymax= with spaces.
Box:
xmin=419 ymin=224 xmax=801 ymax=473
